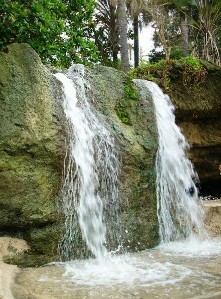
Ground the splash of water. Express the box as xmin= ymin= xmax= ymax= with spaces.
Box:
xmin=144 ymin=81 xmax=207 ymax=243
xmin=54 ymin=65 xmax=120 ymax=260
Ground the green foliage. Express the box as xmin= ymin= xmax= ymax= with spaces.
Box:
xmin=130 ymin=56 xmax=207 ymax=90
xmin=170 ymin=47 xmax=185 ymax=60
xmin=114 ymin=80 xmax=138 ymax=125
xmin=0 ymin=0 xmax=98 ymax=67
xmin=179 ymin=56 xmax=202 ymax=71
xmin=176 ymin=56 xmax=207 ymax=84
xmin=129 ymin=59 xmax=170 ymax=87
xmin=94 ymin=1 xmax=119 ymax=65
xmin=148 ymin=49 xmax=165 ymax=63
xmin=124 ymin=82 xmax=138 ymax=101
xmin=115 ymin=100 xmax=131 ymax=125
xmin=100 ymin=58 xmax=123 ymax=70
xmin=149 ymin=47 xmax=185 ymax=65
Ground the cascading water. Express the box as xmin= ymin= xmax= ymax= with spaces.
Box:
xmin=143 ymin=81 xmax=207 ymax=243
xmin=15 ymin=78 xmax=221 ymax=299
xmin=54 ymin=65 xmax=121 ymax=260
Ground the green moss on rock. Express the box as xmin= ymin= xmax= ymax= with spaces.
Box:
xmin=0 ymin=45 xmax=160 ymax=266
xmin=0 ymin=43 xmax=63 ymax=266
xmin=86 ymin=65 xmax=159 ymax=250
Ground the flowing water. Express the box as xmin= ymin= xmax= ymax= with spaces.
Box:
xmin=12 ymin=238 xmax=221 ymax=298
xmin=13 ymin=78 xmax=221 ymax=298
xmin=144 ymin=81 xmax=207 ymax=243
xmin=54 ymin=66 xmax=120 ymax=260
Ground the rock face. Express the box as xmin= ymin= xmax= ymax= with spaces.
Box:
xmin=86 ymin=69 xmax=159 ymax=251
xmin=204 ymin=200 xmax=221 ymax=237
xmin=1 ymin=43 xmax=220 ymax=267
xmin=0 ymin=237 xmax=29 ymax=299
xmin=0 ymin=44 xmax=158 ymax=265
xmin=0 ymin=44 xmax=64 ymax=265
xmin=168 ymin=63 xmax=221 ymax=197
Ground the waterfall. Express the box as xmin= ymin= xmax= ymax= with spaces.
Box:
xmin=144 ymin=81 xmax=207 ymax=243
xmin=54 ymin=65 xmax=120 ymax=260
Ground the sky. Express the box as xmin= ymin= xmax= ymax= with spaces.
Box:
xmin=139 ymin=24 xmax=155 ymax=60
xmin=128 ymin=23 xmax=155 ymax=65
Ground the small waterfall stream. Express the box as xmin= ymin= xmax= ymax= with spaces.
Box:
xmin=144 ymin=81 xmax=207 ymax=243
xmin=54 ymin=66 xmax=120 ymax=260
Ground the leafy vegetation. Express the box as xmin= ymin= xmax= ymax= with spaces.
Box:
xmin=0 ymin=0 xmax=98 ymax=67
xmin=1 ymin=0 xmax=220 ymax=70
xmin=129 ymin=57 xmax=207 ymax=90
xmin=178 ymin=57 xmax=207 ymax=84
xmin=95 ymin=0 xmax=221 ymax=70
xmin=124 ymin=81 xmax=138 ymax=100
xmin=115 ymin=100 xmax=131 ymax=125
xmin=114 ymin=80 xmax=137 ymax=125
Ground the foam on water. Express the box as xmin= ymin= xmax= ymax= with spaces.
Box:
xmin=158 ymin=236 xmax=221 ymax=257
xmin=63 ymin=254 xmax=192 ymax=286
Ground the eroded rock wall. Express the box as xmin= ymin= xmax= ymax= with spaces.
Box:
xmin=168 ymin=63 xmax=221 ymax=197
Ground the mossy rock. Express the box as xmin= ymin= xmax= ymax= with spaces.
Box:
xmin=0 ymin=43 xmax=64 ymax=265
xmin=0 ymin=45 xmax=160 ymax=266
xmin=86 ymin=66 xmax=159 ymax=250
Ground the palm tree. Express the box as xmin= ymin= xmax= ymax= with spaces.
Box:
xmin=172 ymin=0 xmax=194 ymax=56
xmin=179 ymin=8 xmax=189 ymax=56
xmin=96 ymin=0 xmax=129 ymax=71
xmin=174 ymin=0 xmax=221 ymax=64
xmin=95 ymin=0 xmax=119 ymax=63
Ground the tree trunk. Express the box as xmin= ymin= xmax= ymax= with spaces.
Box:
xmin=180 ymin=11 xmax=189 ymax=56
xmin=109 ymin=2 xmax=119 ymax=64
xmin=133 ymin=15 xmax=139 ymax=68
xmin=118 ymin=0 xmax=129 ymax=71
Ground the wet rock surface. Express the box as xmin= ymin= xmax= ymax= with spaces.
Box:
xmin=85 ymin=67 xmax=159 ymax=251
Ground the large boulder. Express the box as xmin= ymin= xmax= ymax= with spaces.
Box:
xmin=0 ymin=44 xmax=159 ymax=265
xmin=0 ymin=43 xmax=64 ymax=265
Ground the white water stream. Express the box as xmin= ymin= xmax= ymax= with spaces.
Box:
xmin=54 ymin=66 xmax=120 ymax=260
xmin=12 ymin=78 xmax=221 ymax=298
xmin=145 ymin=81 xmax=208 ymax=243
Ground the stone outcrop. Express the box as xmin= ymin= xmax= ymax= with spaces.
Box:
xmin=0 ymin=44 xmax=158 ymax=265
xmin=1 ymin=43 xmax=219 ymax=267
xmin=0 ymin=237 xmax=29 ymax=299
xmin=168 ymin=63 xmax=221 ymax=197
xmin=0 ymin=43 xmax=64 ymax=265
